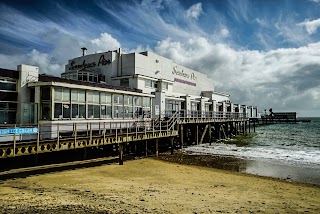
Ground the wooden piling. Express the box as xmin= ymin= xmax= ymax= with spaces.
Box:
xmin=119 ymin=143 xmax=123 ymax=165
xmin=156 ymin=139 xmax=159 ymax=157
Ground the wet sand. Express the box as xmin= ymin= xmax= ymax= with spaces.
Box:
xmin=158 ymin=151 xmax=320 ymax=185
xmin=0 ymin=157 xmax=320 ymax=213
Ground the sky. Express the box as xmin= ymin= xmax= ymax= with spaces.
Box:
xmin=0 ymin=0 xmax=320 ymax=117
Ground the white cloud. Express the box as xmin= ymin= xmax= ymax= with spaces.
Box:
xmin=186 ymin=3 xmax=203 ymax=19
xmin=90 ymin=33 xmax=121 ymax=53
xmin=297 ymin=18 xmax=320 ymax=35
xmin=155 ymin=37 xmax=320 ymax=114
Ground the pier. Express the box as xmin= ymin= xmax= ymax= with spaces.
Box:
xmin=0 ymin=111 xmax=253 ymax=166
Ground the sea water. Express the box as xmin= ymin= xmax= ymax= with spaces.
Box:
xmin=185 ymin=118 xmax=320 ymax=184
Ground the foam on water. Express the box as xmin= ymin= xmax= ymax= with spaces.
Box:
xmin=185 ymin=143 xmax=320 ymax=167
xmin=185 ymin=118 xmax=320 ymax=169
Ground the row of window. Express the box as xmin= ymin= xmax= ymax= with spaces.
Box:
xmin=54 ymin=88 xmax=150 ymax=106
xmin=50 ymin=103 xmax=147 ymax=120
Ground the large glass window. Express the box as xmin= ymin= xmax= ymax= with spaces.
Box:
xmin=114 ymin=106 xmax=123 ymax=118
xmin=143 ymin=97 xmax=151 ymax=107
xmin=124 ymin=95 xmax=132 ymax=105
xmin=134 ymin=96 xmax=142 ymax=106
xmin=54 ymin=88 xmax=70 ymax=101
xmin=124 ymin=106 xmax=133 ymax=118
xmin=88 ymin=105 xmax=100 ymax=118
xmin=41 ymin=103 xmax=50 ymax=120
xmin=114 ymin=94 xmax=123 ymax=104
xmin=101 ymin=105 xmax=112 ymax=118
xmin=0 ymin=79 xmax=16 ymax=91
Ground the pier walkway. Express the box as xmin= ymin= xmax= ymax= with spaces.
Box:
xmin=0 ymin=111 xmax=253 ymax=163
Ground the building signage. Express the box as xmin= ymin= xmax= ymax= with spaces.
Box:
xmin=172 ymin=66 xmax=197 ymax=81
xmin=68 ymin=54 xmax=111 ymax=71
xmin=174 ymin=78 xmax=196 ymax=86
xmin=0 ymin=127 xmax=39 ymax=135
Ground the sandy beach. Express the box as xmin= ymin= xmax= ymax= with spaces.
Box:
xmin=0 ymin=157 xmax=319 ymax=213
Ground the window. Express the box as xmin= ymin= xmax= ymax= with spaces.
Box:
xmin=87 ymin=91 xmax=100 ymax=103
xmin=114 ymin=106 xmax=123 ymax=118
xmin=124 ymin=95 xmax=132 ymax=105
xmin=54 ymin=103 xmax=71 ymax=119
xmin=54 ymin=88 xmax=69 ymax=101
xmin=124 ymin=106 xmax=133 ymax=118
xmin=100 ymin=92 xmax=112 ymax=104
xmin=120 ymin=78 xmax=129 ymax=87
xmin=41 ymin=103 xmax=50 ymax=120
xmin=134 ymin=96 xmax=142 ymax=106
xmin=88 ymin=105 xmax=100 ymax=118
xmin=0 ymin=79 xmax=16 ymax=91
xmin=145 ymin=79 xmax=157 ymax=88
xmin=162 ymin=82 xmax=168 ymax=91
xmin=41 ymin=87 xmax=51 ymax=101
xmin=114 ymin=94 xmax=123 ymax=104
xmin=143 ymin=97 xmax=151 ymax=107
xmin=101 ymin=105 xmax=112 ymax=118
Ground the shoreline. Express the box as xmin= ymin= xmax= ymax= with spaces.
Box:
xmin=157 ymin=150 xmax=320 ymax=186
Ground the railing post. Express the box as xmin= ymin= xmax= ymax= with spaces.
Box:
xmin=152 ymin=119 xmax=154 ymax=136
xmin=103 ymin=122 xmax=106 ymax=145
xmin=115 ymin=122 xmax=118 ymax=142
xmin=126 ymin=121 xmax=129 ymax=142
xmin=135 ymin=120 xmax=138 ymax=138
xmin=13 ymin=124 xmax=16 ymax=157
xmin=89 ymin=122 xmax=92 ymax=145
xmin=74 ymin=123 xmax=77 ymax=149
xmin=57 ymin=123 xmax=60 ymax=150
xmin=36 ymin=124 xmax=40 ymax=154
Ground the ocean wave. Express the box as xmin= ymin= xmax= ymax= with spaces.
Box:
xmin=185 ymin=143 xmax=320 ymax=168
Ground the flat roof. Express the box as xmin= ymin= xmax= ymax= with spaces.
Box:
xmin=37 ymin=74 xmax=142 ymax=93
xmin=0 ymin=68 xmax=19 ymax=79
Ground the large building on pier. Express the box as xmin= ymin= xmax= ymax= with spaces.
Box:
xmin=0 ymin=49 xmax=259 ymax=127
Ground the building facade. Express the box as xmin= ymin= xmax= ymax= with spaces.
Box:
xmin=0 ymin=49 xmax=259 ymax=128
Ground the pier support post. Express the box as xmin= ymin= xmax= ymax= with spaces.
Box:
xmin=209 ymin=124 xmax=212 ymax=145
xmin=253 ymin=120 xmax=256 ymax=133
xmin=170 ymin=137 xmax=174 ymax=155
xmin=155 ymin=139 xmax=159 ymax=157
xmin=196 ymin=125 xmax=199 ymax=145
xmin=83 ymin=148 xmax=87 ymax=160
xmin=180 ymin=125 xmax=184 ymax=149
xmin=145 ymin=140 xmax=148 ymax=157
xmin=119 ymin=143 xmax=123 ymax=165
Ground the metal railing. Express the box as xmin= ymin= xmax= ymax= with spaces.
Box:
xmin=163 ymin=110 xmax=248 ymax=120
xmin=0 ymin=110 xmax=247 ymax=146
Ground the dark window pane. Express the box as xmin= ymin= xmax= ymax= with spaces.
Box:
xmin=94 ymin=105 xmax=100 ymax=118
xmin=79 ymin=104 xmax=86 ymax=118
xmin=72 ymin=104 xmax=78 ymax=118
xmin=88 ymin=105 xmax=94 ymax=118
xmin=63 ymin=104 xmax=70 ymax=118
xmin=41 ymin=103 xmax=50 ymax=120
xmin=41 ymin=87 xmax=51 ymax=101
xmin=54 ymin=103 xmax=62 ymax=118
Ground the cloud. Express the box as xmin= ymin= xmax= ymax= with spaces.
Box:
xmin=155 ymin=37 xmax=320 ymax=114
xmin=90 ymin=33 xmax=121 ymax=53
xmin=297 ymin=18 xmax=320 ymax=35
xmin=186 ymin=3 xmax=203 ymax=19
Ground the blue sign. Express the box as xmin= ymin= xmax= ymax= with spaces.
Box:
xmin=0 ymin=127 xmax=39 ymax=135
